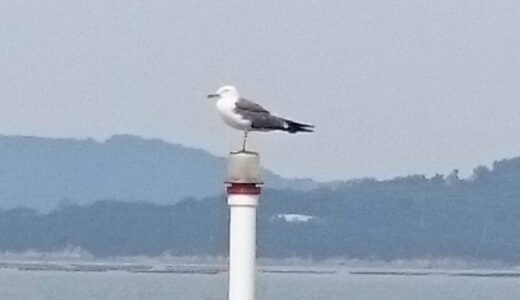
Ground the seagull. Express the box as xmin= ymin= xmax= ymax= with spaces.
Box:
xmin=208 ymin=85 xmax=314 ymax=151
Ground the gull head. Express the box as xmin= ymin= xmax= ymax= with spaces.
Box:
xmin=207 ymin=85 xmax=239 ymax=100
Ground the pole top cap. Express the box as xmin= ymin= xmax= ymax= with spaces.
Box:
xmin=226 ymin=151 xmax=263 ymax=184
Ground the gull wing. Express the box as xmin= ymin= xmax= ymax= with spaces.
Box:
xmin=234 ymin=98 xmax=286 ymax=130
xmin=235 ymin=98 xmax=269 ymax=113
xmin=234 ymin=97 xmax=313 ymax=132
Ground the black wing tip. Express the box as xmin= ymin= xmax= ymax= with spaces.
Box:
xmin=284 ymin=119 xmax=315 ymax=133
xmin=293 ymin=127 xmax=314 ymax=133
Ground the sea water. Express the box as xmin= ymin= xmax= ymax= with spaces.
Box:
xmin=0 ymin=268 xmax=519 ymax=300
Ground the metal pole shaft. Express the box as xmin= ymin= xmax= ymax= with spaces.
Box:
xmin=228 ymin=193 xmax=258 ymax=300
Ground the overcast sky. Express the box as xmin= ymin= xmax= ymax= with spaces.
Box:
xmin=0 ymin=1 xmax=519 ymax=181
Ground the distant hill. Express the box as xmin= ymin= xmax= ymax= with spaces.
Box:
xmin=1 ymin=156 xmax=520 ymax=262
xmin=0 ymin=135 xmax=326 ymax=211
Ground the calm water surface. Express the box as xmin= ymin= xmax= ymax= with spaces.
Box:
xmin=1 ymin=268 xmax=519 ymax=300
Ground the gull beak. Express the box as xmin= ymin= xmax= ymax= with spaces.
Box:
xmin=207 ymin=93 xmax=219 ymax=99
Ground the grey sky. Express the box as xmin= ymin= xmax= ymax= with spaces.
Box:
xmin=1 ymin=1 xmax=519 ymax=181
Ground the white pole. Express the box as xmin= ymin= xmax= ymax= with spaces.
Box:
xmin=228 ymin=192 xmax=259 ymax=300
xmin=226 ymin=151 xmax=262 ymax=300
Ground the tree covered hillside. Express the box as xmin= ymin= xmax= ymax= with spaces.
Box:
xmin=1 ymin=156 xmax=520 ymax=262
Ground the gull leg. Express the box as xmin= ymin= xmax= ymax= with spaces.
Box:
xmin=242 ymin=131 xmax=248 ymax=152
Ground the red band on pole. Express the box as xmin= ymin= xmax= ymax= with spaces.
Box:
xmin=227 ymin=183 xmax=261 ymax=195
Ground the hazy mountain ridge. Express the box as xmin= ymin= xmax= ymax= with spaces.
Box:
xmin=1 ymin=155 xmax=520 ymax=262
xmin=0 ymin=134 xmax=325 ymax=211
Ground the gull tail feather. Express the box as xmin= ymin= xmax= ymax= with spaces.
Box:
xmin=283 ymin=119 xmax=314 ymax=133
